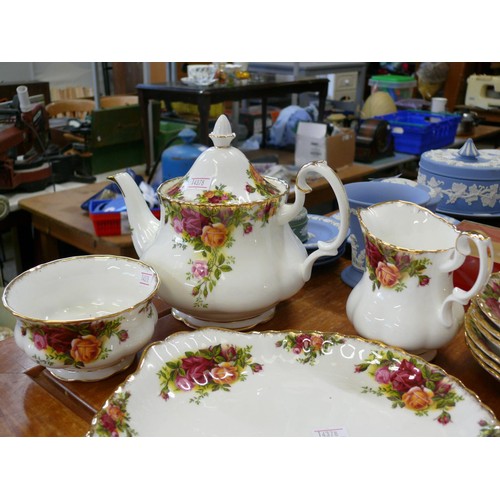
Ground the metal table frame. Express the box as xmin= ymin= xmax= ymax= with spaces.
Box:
xmin=136 ymin=77 xmax=329 ymax=173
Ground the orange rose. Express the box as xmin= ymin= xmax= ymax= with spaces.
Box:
xmin=107 ymin=404 xmax=125 ymax=423
xmin=310 ymin=335 xmax=324 ymax=351
xmin=376 ymin=261 xmax=400 ymax=288
xmin=201 ymin=223 xmax=227 ymax=248
xmin=402 ymin=386 xmax=434 ymax=411
xmin=70 ymin=335 xmax=102 ymax=363
xmin=210 ymin=362 xmax=239 ymax=385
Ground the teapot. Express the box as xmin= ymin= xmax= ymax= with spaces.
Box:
xmin=346 ymin=200 xmax=493 ymax=360
xmin=110 ymin=115 xmax=349 ymax=329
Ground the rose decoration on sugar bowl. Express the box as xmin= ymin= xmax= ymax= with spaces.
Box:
xmin=2 ymin=255 xmax=159 ymax=382
xmin=110 ymin=115 xmax=350 ymax=329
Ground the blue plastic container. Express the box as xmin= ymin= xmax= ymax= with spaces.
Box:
xmin=161 ymin=128 xmax=207 ymax=181
xmin=374 ymin=110 xmax=461 ymax=154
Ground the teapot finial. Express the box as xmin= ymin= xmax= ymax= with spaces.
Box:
xmin=209 ymin=114 xmax=236 ymax=148
xmin=458 ymin=138 xmax=480 ymax=160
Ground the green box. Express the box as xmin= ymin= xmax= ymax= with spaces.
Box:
xmin=89 ymin=103 xmax=162 ymax=174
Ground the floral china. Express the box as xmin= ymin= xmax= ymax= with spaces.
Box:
xmin=475 ymin=271 xmax=500 ymax=329
xmin=464 ymin=312 xmax=500 ymax=381
xmin=417 ymin=138 xmax=500 ymax=217
xmin=468 ymin=299 xmax=500 ymax=344
xmin=465 ymin=337 xmax=500 ymax=383
xmin=2 ymin=255 xmax=159 ymax=381
xmin=186 ymin=64 xmax=216 ymax=85
xmin=346 ymin=201 xmax=493 ymax=360
xmin=110 ymin=115 xmax=350 ymax=329
xmin=180 ymin=76 xmax=217 ymax=88
xmin=87 ymin=328 xmax=499 ymax=437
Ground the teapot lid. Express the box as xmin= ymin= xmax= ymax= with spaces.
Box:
xmin=160 ymin=114 xmax=284 ymax=203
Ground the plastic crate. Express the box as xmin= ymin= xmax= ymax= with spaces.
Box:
xmin=374 ymin=110 xmax=461 ymax=154
xmin=89 ymin=200 xmax=160 ymax=236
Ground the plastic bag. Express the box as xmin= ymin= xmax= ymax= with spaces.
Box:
xmin=268 ymin=104 xmax=317 ymax=147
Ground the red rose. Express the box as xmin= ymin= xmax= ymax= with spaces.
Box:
xmin=181 ymin=355 xmax=216 ymax=385
xmin=365 ymin=238 xmax=384 ymax=270
xmin=181 ymin=208 xmax=210 ymax=237
xmin=389 ymin=359 xmax=425 ymax=393
xmin=44 ymin=326 xmax=78 ymax=353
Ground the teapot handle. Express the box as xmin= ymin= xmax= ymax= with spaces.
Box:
xmin=439 ymin=231 xmax=493 ymax=327
xmin=278 ymin=160 xmax=350 ymax=282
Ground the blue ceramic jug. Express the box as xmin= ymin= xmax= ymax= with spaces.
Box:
xmin=161 ymin=128 xmax=207 ymax=181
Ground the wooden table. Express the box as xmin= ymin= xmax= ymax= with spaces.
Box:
xmin=453 ymin=124 xmax=500 ymax=148
xmin=137 ymin=76 xmax=329 ymax=168
xmin=18 ymin=181 xmax=137 ymax=265
xmin=0 ymin=256 xmax=498 ymax=437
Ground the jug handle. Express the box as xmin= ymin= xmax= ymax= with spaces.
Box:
xmin=439 ymin=231 xmax=493 ymax=327
xmin=277 ymin=160 xmax=350 ymax=282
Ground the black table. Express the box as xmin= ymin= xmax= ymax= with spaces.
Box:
xmin=137 ymin=75 xmax=329 ymax=172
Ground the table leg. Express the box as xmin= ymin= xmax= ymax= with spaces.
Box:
xmin=261 ymin=97 xmax=268 ymax=148
xmin=317 ymin=85 xmax=327 ymax=122
xmin=138 ymin=91 xmax=152 ymax=173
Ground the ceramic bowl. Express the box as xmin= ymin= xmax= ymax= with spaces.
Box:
xmin=379 ymin=177 xmax=442 ymax=212
xmin=2 ymin=255 xmax=159 ymax=382
xmin=187 ymin=64 xmax=216 ymax=85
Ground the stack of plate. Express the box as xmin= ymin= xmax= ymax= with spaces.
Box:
xmin=464 ymin=272 xmax=500 ymax=381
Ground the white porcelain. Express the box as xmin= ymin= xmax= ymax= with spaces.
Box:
xmin=180 ymin=77 xmax=217 ymax=88
xmin=346 ymin=201 xmax=493 ymax=359
xmin=465 ymin=310 xmax=500 ymax=374
xmin=187 ymin=64 xmax=216 ymax=85
xmin=475 ymin=271 xmax=500 ymax=329
xmin=2 ymin=255 xmax=159 ymax=381
xmin=87 ymin=328 xmax=499 ymax=437
xmin=110 ymin=115 xmax=350 ymax=329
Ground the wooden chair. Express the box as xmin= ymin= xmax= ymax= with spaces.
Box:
xmin=100 ymin=95 xmax=138 ymax=108
xmin=45 ymin=99 xmax=95 ymax=119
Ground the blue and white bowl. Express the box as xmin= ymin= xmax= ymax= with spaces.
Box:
xmin=417 ymin=138 xmax=500 ymax=217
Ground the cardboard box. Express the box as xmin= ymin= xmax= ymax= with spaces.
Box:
xmin=295 ymin=123 xmax=355 ymax=170
xmin=326 ymin=128 xmax=356 ymax=170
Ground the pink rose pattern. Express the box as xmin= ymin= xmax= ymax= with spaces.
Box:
xmin=355 ymin=350 xmax=465 ymax=427
xmin=365 ymin=234 xmax=432 ymax=292
xmin=276 ymin=332 xmax=344 ymax=365
xmin=164 ymin=169 xmax=282 ymax=308
xmin=93 ymin=391 xmax=137 ymax=437
xmin=157 ymin=343 xmax=263 ymax=405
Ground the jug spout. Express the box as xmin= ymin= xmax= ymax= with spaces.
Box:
xmin=108 ymin=172 xmax=160 ymax=257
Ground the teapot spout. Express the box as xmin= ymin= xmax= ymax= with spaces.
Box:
xmin=107 ymin=172 xmax=160 ymax=257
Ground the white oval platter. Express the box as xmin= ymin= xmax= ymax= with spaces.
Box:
xmin=88 ymin=328 xmax=499 ymax=437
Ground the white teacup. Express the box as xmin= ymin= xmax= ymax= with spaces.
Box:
xmin=2 ymin=255 xmax=159 ymax=381
xmin=187 ymin=64 xmax=216 ymax=85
